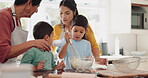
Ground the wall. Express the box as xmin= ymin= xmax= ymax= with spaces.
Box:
xmin=106 ymin=0 xmax=137 ymax=55
xmin=107 ymin=33 xmax=137 ymax=56
xmin=137 ymin=34 xmax=148 ymax=55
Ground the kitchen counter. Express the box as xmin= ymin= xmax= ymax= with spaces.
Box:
xmin=33 ymin=69 xmax=148 ymax=78
xmin=100 ymin=55 xmax=132 ymax=61
xmin=32 ymin=56 xmax=148 ymax=78
xmin=33 ymin=69 xmax=103 ymax=78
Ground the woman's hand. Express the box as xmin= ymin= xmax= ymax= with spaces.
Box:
xmin=30 ymin=39 xmax=51 ymax=52
xmin=95 ymin=58 xmax=108 ymax=65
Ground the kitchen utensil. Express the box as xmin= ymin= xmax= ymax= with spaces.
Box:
xmin=70 ymin=43 xmax=80 ymax=58
xmin=65 ymin=30 xmax=80 ymax=58
xmin=112 ymin=57 xmax=141 ymax=73
xmin=69 ymin=57 xmax=94 ymax=70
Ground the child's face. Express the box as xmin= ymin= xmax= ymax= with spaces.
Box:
xmin=72 ymin=26 xmax=86 ymax=41
xmin=46 ymin=32 xmax=54 ymax=46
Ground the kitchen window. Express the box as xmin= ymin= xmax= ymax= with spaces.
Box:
xmin=0 ymin=0 xmax=108 ymax=44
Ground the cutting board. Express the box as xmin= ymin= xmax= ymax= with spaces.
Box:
xmin=97 ymin=70 xmax=148 ymax=78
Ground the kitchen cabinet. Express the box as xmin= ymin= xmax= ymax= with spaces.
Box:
xmin=132 ymin=0 xmax=148 ymax=5
xmin=108 ymin=0 xmax=131 ymax=33
xmin=108 ymin=0 xmax=148 ymax=34
xmin=131 ymin=29 xmax=148 ymax=34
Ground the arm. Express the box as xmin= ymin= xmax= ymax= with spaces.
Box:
xmin=59 ymin=42 xmax=69 ymax=59
xmin=86 ymin=26 xmax=107 ymax=65
xmin=86 ymin=25 xmax=101 ymax=58
xmin=59 ymin=31 xmax=71 ymax=59
xmin=92 ymin=48 xmax=100 ymax=58
xmin=0 ymin=13 xmax=51 ymax=63
xmin=0 ymin=12 xmax=13 ymax=63
xmin=8 ymin=39 xmax=51 ymax=59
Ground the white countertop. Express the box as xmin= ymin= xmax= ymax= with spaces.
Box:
xmin=100 ymin=55 xmax=132 ymax=61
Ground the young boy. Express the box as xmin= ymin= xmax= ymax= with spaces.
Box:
xmin=21 ymin=21 xmax=65 ymax=71
xmin=58 ymin=15 xmax=93 ymax=69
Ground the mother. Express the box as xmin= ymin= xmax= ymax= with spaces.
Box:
xmin=53 ymin=0 xmax=102 ymax=58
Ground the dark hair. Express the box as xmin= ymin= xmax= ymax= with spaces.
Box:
xmin=72 ymin=15 xmax=88 ymax=30
xmin=33 ymin=21 xmax=53 ymax=39
xmin=14 ymin=0 xmax=42 ymax=6
xmin=72 ymin=15 xmax=88 ymax=39
xmin=59 ymin=0 xmax=78 ymax=16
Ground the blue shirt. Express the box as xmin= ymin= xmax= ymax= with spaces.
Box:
xmin=59 ymin=39 xmax=92 ymax=69
xmin=21 ymin=47 xmax=56 ymax=70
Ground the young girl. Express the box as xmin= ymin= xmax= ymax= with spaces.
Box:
xmin=58 ymin=15 xmax=93 ymax=69
xmin=53 ymin=0 xmax=101 ymax=58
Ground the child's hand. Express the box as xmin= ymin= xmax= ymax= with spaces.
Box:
xmin=36 ymin=61 xmax=46 ymax=70
xmin=56 ymin=61 xmax=65 ymax=70
xmin=64 ymin=30 xmax=72 ymax=43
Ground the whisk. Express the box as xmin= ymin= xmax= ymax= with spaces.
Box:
xmin=65 ymin=30 xmax=80 ymax=58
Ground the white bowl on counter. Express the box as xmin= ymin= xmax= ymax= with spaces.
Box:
xmin=112 ymin=57 xmax=141 ymax=73
xmin=69 ymin=57 xmax=94 ymax=70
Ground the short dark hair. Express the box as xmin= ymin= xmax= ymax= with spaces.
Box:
xmin=59 ymin=0 xmax=78 ymax=15
xmin=14 ymin=0 xmax=42 ymax=6
xmin=33 ymin=21 xmax=53 ymax=39
xmin=72 ymin=15 xmax=88 ymax=30
xmin=72 ymin=15 xmax=88 ymax=39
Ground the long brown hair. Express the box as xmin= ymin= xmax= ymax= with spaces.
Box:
xmin=59 ymin=0 xmax=79 ymax=28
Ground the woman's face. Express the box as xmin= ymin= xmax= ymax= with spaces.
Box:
xmin=72 ymin=26 xmax=86 ymax=41
xmin=59 ymin=5 xmax=75 ymax=25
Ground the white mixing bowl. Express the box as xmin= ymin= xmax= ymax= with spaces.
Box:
xmin=69 ymin=57 xmax=94 ymax=70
